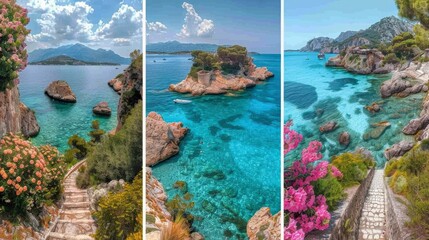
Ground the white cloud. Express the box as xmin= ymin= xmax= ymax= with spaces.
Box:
xmin=113 ymin=38 xmax=131 ymax=46
xmin=96 ymin=4 xmax=142 ymax=39
xmin=177 ymin=2 xmax=214 ymax=38
xmin=147 ymin=21 xmax=167 ymax=33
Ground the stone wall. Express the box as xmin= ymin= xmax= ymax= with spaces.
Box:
xmin=328 ymin=168 xmax=375 ymax=240
xmin=197 ymin=70 xmax=212 ymax=86
xmin=384 ymin=176 xmax=413 ymax=240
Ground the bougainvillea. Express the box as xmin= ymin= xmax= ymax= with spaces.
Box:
xmin=0 ymin=0 xmax=30 ymax=91
xmin=0 ymin=133 xmax=67 ymax=217
xmin=284 ymin=121 xmax=342 ymax=240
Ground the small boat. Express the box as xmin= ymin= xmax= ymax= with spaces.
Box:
xmin=163 ymin=58 xmax=166 ymax=61
xmin=173 ymin=99 xmax=192 ymax=104
xmin=188 ymin=58 xmax=192 ymax=60
xmin=153 ymin=60 xmax=156 ymax=62
xmin=317 ymin=52 xmax=325 ymax=59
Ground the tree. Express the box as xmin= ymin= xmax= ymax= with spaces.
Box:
xmin=217 ymin=45 xmax=249 ymax=74
xmin=396 ymin=0 xmax=429 ymax=29
xmin=0 ymin=1 xmax=30 ymax=91
xmin=389 ymin=32 xmax=418 ymax=59
xmin=190 ymin=50 xmax=219 ymax=70
xmin=414 ymin=24 xmax=429 ymax=50
xmin=88 ymin=120 xmax=105 ymax=143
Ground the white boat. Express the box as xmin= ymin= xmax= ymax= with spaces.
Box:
xmin=173 ymin=99 xmax=192 ymax=104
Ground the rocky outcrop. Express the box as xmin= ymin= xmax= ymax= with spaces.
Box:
xmin=146 ymin=112 xmax=188 ymax=166
xmin=116 ymin=58 xmax=142 ymax=131
xmin=247 ymin=208 xmax=280 ymax=240
xmin=0 ymin=85 xmax=21 ymax=137
xmin=301 ymin=37 xmax=335 ymax=52
xmin=339 ymin=131 xmax=351 ymax=146
xmin=93 ymin=102 xmax=111 ymax=116
xmin=20 ymin=102 xmax=40 ymax=137
xmin=169 ymin=66 xmax=273 ymax=96
xmin=380 ymin=62 xmax=429 ymax=98
xmin=319 ymin=121 xmax=337 ymax=133
xmin=44 ymin=80 xmax=76 ymax=103
xmin=335 ymin=31 xmax=359 ymax=43
xmin=108 ymin=78 xmax=123 ymax=94
xmin=87 ymin=179 xmax=125 ymax=211
xmin=145 ymin=167 xmax=172 ymax=240
xmin=326 ymin=47 xmax=391 ymax=74
xmin=384 ymin=141 xmax=414 ymax=160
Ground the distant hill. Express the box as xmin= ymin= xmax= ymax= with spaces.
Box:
xmin=147 ymin=41 xmax=220 ymax=53
xmin=29 ymin=55 xmax=120 ymax=66
xmin=28 ymin=44 xmax=130 ymax=65
xmin=300 ymin=16 xmax=414 ymax=53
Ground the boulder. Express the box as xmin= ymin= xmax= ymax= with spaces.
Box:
xmin=146 ymin=112 xmax=188 ymax=166
xmin=384 ymin=141 xmax=414 ymax=160
xmin=403 ymin=115 xmax=429 ymax=135
xmin=365 ymin=102 xmax=381 ymax=113
xmin=108 ymin=78 xmax=123 ymax=94
xmin=338 ymin=131 xmax=351 ymax=146
xmin=247 ymin=208 xmax=280 ymax=240
xmin=45 ymin=80 xmax=76 ymax=103
xmin=92 ymin=102 xmax=112 ymax=116
xmin=319 ymin=121 xmax=337 ymax=133
xmin=19 ymin=102 xmax=40 ymax=137
xmin=363 ymin=121 xmax=391 ymax=140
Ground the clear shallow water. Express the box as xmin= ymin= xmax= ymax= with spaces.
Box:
xmin=19 ymin=65 xmax=126 ymax=152
xmin=285 ymin=52 xmax=421 ymax=167
xmin=147 ymin=54 xmax=281 ymax=239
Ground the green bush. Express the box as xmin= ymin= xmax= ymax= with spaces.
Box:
xmin=383 ymin=53 xmax=400 ymax=64
xmin=88 ymin=120 xmax=105 ymax=143
xmin=331 ymin=152 xmax=375 ymax=187
xmin=94 ymin=172 xmax=142 ymax=240
xmin=79 ymin=101 xmax=142 ymax=185
xmin=313 ymin=173 xmax=345 ymax=211
xmin=422 ymin=139 xmax=429 ymax=151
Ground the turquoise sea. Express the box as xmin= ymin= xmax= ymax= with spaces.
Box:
xmin=147 ymin=54 xmax=281 ymax=239
xmin=285 ymin=51 xmax=421 ymax=167
xmin=19 ymin=65 xmax=126 ymax=152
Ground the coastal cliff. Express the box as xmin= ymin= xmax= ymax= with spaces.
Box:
xmin=326 ymin=47 xmax=393 ymax=74
xmin=116 ymin=53 xmax=142 ymax=131
xmin=0 ymin=85 xmax=40 ymax=138
xmin=169 ymin=65 xmax=273 ymax=96
xmin=146 ymin=112 xmax=188 ymax=166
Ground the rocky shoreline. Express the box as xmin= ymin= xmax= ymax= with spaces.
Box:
xmin=169 ymin=67 xmax=274 ymax=96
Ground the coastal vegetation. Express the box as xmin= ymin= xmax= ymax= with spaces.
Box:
xmin=189 ymin=45 xmax=250 ymax=78
xmin=0 ymin=0 xmax=30 ymax=91
xmin=29 ymin=55 xmax=120 ymax=66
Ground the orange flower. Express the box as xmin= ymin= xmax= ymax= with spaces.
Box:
xmin=37 ymin=180 xmax=41 ymax=185
xmin=8 ymin=168 xmax=14 ymax=174
xmin=16 ymin=176 xmax=21 ymax=182
xmin=7 ymin=179 xmax=12 ymax=185
xmin=19 ymin=164 xmax=24 ymax=169
xmin=22 ymin=186 xmax=27 ymax=192
xmin=30 ymin=160 xmax=34 ymax=165
xmin=12 ymin=157 xmax=18 ymax=162
xmin=0 ymin=186 xmax=4 ymax=192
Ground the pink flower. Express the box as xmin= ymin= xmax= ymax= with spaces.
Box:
xmin=330 ymin=165 xmax=343 ymax=178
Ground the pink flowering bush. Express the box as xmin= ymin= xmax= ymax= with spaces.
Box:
xmin=0 ymin=0 xmax=30 ymax=91
xmin=284 ymin=121 xmax=342 ymax=239
xmin=0 ymin=134 xmax=67 ymax=217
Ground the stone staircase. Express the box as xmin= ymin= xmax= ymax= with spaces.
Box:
xmin=45 ymin=170 xmax=96 ymax=240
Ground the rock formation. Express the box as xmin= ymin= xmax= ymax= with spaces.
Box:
xmin=339 ymin=131 xmax=351 ymax=146
xmin=0 ymin=85 xmax=40 ymax=138
xmin=169 ymin=67 xmax=273 ymax=96
xmin=326 ymin=47 xmax=392 ymax=74
xmin=20 ymin=103 xmax=40 ymax=137
xmin=146 ymin=112 xmax=188 ymax=166
xmin=301 ymin=37 xmax=335 ymax=52
xmin=363 ymin=121 xmax=391 ymax=140
xmin=108 ymin=78 xmax=123 ymax=94
xmin=44 ymin=80 xmax=77 ymax=103
xmin=247 ymin=208 xmax=280 ymax=240
xmin=365 ymin=102 xmax=381 ymax=113
xmin=384 ymin=141 xmax=414 ymax=160
xmin=319 ymin=121 xmax=338 ymax=133
xmin=93 ymin=102 xmax=112 ymax=116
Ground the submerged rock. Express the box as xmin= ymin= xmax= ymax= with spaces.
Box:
xmin=145 ymin=112 xmax=188 ymax=166
xmin=92 ymin=101 xmax=111 ymax=116
xmin=365 ymin=102 xmax=381 ymax=113
xmin=338 ymin=131 xmax=351 ymax=146
xmin=363 ymin=121 xmax=391 ymax=140
xmin=19 ymin=102 xmax=40 ymax=137
xmin=45 ymin=80 xmax=76 ymax=103
xmin=247 ymin=208 xmax=280 ymax=240
xmin=319 ymin=121 xmax=338 ymax=133
xmin=384 ymin=141 xmax=414 ymax=160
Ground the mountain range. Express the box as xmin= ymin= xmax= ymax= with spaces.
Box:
xmin=28 ymin=44 xmax=130 ymax=65
xmin=300 ymin=16 xmax=414 ymax=53
xmin=29 ymin=55 xmax=120 ymax=66
xmin=147 ymin=41 xmax=220 ymax=53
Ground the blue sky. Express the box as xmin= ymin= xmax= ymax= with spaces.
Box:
xmin=16 ymin=0 xmax=142 ymax=57
xmin=147 ymin=0 xmax=281 ymax=53
xmin=285 ymin=0 xmax=400 ymax=50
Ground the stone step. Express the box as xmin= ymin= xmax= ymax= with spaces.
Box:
xmin=63 ymin=202 xmax=91 ymax=210
xmin=53 ymin=219 xmax=96 ymax=235
xmin=60 ymin=210 xmax=93 ymax=221
xmin=63 ymin=190 xmax=88 ymax=196
xmin=47 ymin=232 xmax=94 ymax=240
xmin=64 ymin=195 xmax=89 ymax=203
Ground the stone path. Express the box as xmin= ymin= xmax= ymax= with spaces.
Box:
xmin=358 ymin=169 xmax=386 ymax=240
xmin=46 ymin=169 xmax=95 ymax=240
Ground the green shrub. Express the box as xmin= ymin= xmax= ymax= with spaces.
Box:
xmin=94 ymin=172 xmax=142 ymax=240
xmin=331 ymin=152 xmax=374 ymax=187
xmin=383 ymin=53 xmax=400 ymax=64
xmin=88 ymin=120 xmax=105 ymax=143
xmin=313 ymin=173 xmax=345 ymax=211
xmin=80 ymin=101 xmax=142 ymax=185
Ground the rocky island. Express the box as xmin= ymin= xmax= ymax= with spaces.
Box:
xmin=45 ymin=80 xmax=77 ymax=103
xmin=169 ymin=45 xmax=274 ymax=96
